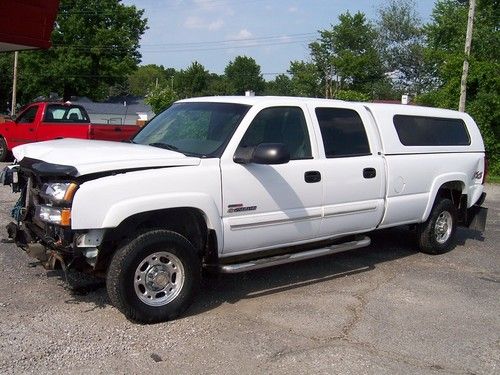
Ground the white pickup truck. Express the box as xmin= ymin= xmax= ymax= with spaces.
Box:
xmin=2 ymin=96 xmax=488 ymax=323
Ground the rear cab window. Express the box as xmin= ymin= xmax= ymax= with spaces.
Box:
xmin=315 ymin=107 xmax=371 ymax=158
xmin=43 ymin=104 xmax=90 ymax=123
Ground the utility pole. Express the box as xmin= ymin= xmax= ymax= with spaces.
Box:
xmin=11 ymin=51 xmax=18 ymax=116
xmin=459 ymin=0 xmax=476 ymax=112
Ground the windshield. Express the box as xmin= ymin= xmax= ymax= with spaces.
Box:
xmin=133 ymin=102 xmax=250 ymax=157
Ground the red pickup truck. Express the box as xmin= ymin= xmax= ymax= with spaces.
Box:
xmin=0 ymin=102 xmax=140 ymax=161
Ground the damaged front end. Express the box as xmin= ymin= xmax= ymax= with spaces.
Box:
xmin=2 ymin=160 xmax=103 ymax=272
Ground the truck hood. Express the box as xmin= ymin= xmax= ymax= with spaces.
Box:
xmin=13 ymin=139 xmax=201 ymax=176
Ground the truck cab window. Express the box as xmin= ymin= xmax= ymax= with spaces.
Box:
xmin=44 ymin=105 xmax=89 ymax=123
xmin=240 ymin=106 xmax=312 ymax=160
xmin=315 ymin=108 xmax=370 ymax=158
xmin=16 ymin=106 xmax=39 ymax=124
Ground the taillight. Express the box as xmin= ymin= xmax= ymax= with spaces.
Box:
xmin=482 ymin=155 xmax=488 ymax=184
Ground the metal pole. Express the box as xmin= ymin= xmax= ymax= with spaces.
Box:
xmin=459 ymin=0 xmax=476 ymax=112
xmin=11 ymin=51 xmax=18 ymax=116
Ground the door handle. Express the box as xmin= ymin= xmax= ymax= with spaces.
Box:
xmin=363 ymin=168 xmax=376 ymax=179
xmin=29 ymin=128 xmax=34 ymax=132
xmin=114 ymin=127 xmax=122 ymax=131
xmin=305 ymin=171 xmax=321 ymax=183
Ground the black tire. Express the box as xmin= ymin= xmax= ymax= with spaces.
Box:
xmin=417 ymin=198 xmax=458 ymax=254
xmin=0 ymin=137 xmax=8 ymax=162
xmin=106 ymin=230 xmax=201 ymax=323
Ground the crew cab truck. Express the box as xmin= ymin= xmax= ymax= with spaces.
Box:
xmin=0 ymin=101 xmax=140 ymax=161
xmin=2 ymin=96 xmax=487 ymax=323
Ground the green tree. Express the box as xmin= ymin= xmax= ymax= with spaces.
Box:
xmin=14 ymin=0 xmax=147 ymax=102
xmin=265 ymin=74 xmax=294 ymax=96
xmin=224 ymin=56 xmax=265 ymax=95
xmin=310 ymin=12 xmax=385 ymax=99
xmin=206 ymin=73 xmax=230 ymax=96
xmin=0 ymin=54 xmax=13 ymax=113
xmin=288 ymin=61 xmax=321 ymax=97
xmin=377 ymin=0 xmax=428 ymax=95
xmin=145 ymin=85 xmax=179 ymax=114
xmin=128 ymin=64 xmax=174 ymax=96
xmin=309 ymin=33 xmax=336 ymax=98
xmin=175 ymin=61 xmax=210 ymax=98
xmin=420 ymin=0 xmax=500 ymax=175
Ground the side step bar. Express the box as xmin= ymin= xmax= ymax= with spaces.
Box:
xmin=218 ymin=236 xmax=371 ymax=274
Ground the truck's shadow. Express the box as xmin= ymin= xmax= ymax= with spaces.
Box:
xmin=56 ymin=226 xmax=482 ymax=318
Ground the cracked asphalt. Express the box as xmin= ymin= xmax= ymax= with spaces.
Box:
xmin=0 ymin=161 xmax=498 ymax=374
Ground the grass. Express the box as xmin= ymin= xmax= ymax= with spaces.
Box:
xmin=487 ymin=174 xmax=500 ymax=184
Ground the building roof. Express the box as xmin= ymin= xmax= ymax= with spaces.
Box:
xmin=71 ymin=96 xmax=153 ymax=115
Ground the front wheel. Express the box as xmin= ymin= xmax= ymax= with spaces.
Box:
xmin=106 ymin=230 xmax=201 ymax=323
xmin=417 ymin=198 xmax=457 ymax=254
xmin=0 ymin=137 xmax=8 ymax=162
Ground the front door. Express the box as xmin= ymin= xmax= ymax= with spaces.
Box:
xmin=10 ymin=105 xmax=39 ymax=147
xmin=221 ymin=106 xmax=323 ymax=255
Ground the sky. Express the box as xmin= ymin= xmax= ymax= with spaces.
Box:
xmin=122 ymin=0 xmax=437 ymax=78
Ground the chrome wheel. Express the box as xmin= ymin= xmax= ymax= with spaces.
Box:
xmin=434 ymin=211 xmax=453 ymax=244
xmin=134 ymin=251 xmax=185 ymax=307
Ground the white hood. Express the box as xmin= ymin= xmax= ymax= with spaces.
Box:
xmin=13 ymin=139 xmax=201 ymax=176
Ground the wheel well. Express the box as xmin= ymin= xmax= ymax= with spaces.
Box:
xmin=436 ymin=181 xmax=465 ymax=209
xmin=96 ymin=207 xmax=216 ymax=271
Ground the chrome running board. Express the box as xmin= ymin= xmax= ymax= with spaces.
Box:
xmin=218 ymin=236 xmax=371 ymax=274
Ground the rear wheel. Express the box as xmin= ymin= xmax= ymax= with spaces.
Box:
xmin=106 ymin=230 xmax=201 ymax=323
xmin=0 ymin=137 xmax=8 ymax=162
xmin=417 ymin=198 xmax=457 ymax=254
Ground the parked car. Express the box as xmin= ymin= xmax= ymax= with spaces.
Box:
xmin=0 ymin=101 xmax=140 ymax=161
xmin=2 ymin=96 xmax=488 ymax=323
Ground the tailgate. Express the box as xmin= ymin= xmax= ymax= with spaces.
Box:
xmin=89 ymin=124 xmax=140 ymax=142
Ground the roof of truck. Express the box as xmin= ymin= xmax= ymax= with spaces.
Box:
xmin=178 ymin=96 xmax=464 ymax=118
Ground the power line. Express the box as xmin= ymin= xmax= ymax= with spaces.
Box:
xmin=51 ymin=32 xmax=316 ymax=49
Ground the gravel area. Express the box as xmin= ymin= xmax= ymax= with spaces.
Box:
xmin=0 ymin=162 xmax=498 ymax=374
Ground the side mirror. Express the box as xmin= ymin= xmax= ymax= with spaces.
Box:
xmin=234 ymin=143 xmax=290 ymax=165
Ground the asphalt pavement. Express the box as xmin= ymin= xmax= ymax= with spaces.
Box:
xmin=0 ymin=161 xmax=498 ymax=374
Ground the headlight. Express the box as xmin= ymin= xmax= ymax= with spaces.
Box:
xmin=41 ymin=182 xmax=79 ymax=203
xmin=36 ymin=205 xmax=71 ymax=226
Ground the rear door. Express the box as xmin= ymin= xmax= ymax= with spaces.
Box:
xmin=221 ymin=105 xmax=323 ymax=254
xmin=311 ymin=104 xmax=386 ymax=237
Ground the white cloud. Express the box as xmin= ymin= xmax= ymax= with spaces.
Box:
xmin=208 ymin=19 xmax=224 ymax=31
xmin=231 ymin=28 xmax=253 ymax=40
xmin=184 ymin=16 xmax=224 ymax=31
xmin=289 ymin=6 xmax=298 ymax=13
xmin=184 ymin=16 xmax=204 ymax=29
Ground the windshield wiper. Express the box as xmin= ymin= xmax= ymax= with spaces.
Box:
xmin=148 ymin=142 xmax=179 ymax=151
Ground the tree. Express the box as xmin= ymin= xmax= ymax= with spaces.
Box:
xmin=310 ymin=12 xmax=385 ymax=99
xmin=0 ymin=54 xmax=13 ymax=113
xmin=377 ymin=0 xmax=428 ymax=95
xmin=224 ymin=56 xmax=265 ymax=95
xmin=420 ymin=0 xmax=500 ymax=175
xmin=128 ymin=64 xmax=174 ymax=96
xmin=265 ymin=74 xmax=294 ymax=96
xmin=287 ymin=61 xmax=321 ymax=97
xmin=13 ymin=0 xmax=147 ymax=103
xmin=145 ymin=86 xmax=178 ymax=114
xmin=175 ymin=61 xmax=210 ymax=98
